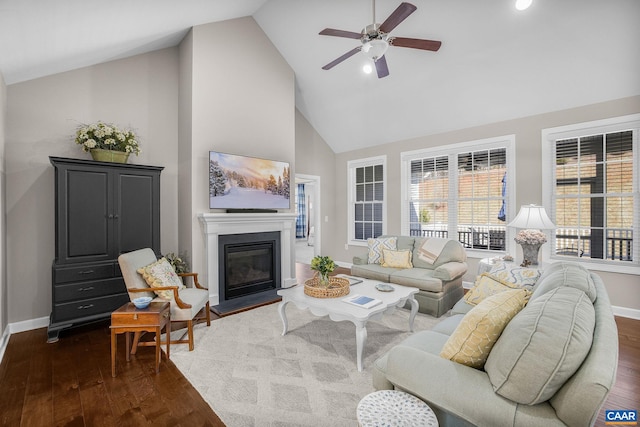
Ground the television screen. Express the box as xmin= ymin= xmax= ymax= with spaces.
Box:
xmin=209 ymin=151 xmax=291 ymax=210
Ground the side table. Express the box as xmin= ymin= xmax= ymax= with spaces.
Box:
xmin=110 ymin=301 xmax=171 ymax=377
xmin=357 ymin=390 xmax=438 ymax=426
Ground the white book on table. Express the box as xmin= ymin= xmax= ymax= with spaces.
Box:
xmin=342 ymin=294 xmax=382 ymax=309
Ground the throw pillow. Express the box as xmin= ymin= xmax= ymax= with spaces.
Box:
xmin=440 ymin=288 xmax=531 ymax=369
xmin=367 ymin=237 xmax=397 ymax=264
xmin=463 ymin=273 xmax=521 ymax=306
xmin=485 ymin=286 xmax=595 ymax=405
xmin=381 ymin=249 xmax=413 ymax=269
xmin=137 ymin=257 xmax=185 ymax=299
xmin=489 ymin=263 xmax=542 ymax=288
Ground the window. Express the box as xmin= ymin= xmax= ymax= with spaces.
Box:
xmin=348 ymin=156 xmax=386 ymax=244
xmin=402 ymin=136 xmax=515 ymax=255
xmin=543 ymin=114 xmax=639 ymax=272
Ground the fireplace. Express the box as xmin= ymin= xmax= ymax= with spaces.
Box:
xmin=218 ymin=232 xmax=281 ymax=305
xmin=198 ymin=212 xmax=298 ymax=314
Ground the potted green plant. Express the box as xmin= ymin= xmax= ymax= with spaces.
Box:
xmin=164 ymin=252 xmax=189 ymax=274
xmin=75 ymin=121 xmax=141 ymax=163
xmin=310 ymin=255 xmax=336 ymax=287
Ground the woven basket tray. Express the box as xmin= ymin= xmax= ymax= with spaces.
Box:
xmin=304 ymin=276 xmax=350 ymax=298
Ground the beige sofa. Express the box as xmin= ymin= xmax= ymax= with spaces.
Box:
xmin=351 ymin=236 xmax=467 ymax=317
xmin=371 ymin=262 xmax=618 ymax=427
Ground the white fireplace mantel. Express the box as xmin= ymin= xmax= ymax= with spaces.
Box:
xmin=198 ymin=212 xmax=298 ymax=306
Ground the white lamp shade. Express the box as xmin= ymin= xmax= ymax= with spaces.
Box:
xmin=508 ymin=204 xmax=555 ymax=229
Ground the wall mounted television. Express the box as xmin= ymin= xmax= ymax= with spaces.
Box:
xmin=209 ymin=151 xmax=290 ymax=210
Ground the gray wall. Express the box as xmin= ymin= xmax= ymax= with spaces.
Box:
xmin=329 ymin=95 xmax=640 ymax=312
xmin=294 ymin=109 xmax=336 ymax=258
xmin=0 ymin=72 xmax=6 ymax=336
xmin=179 ymin=17 xmax=295 ymax=283
xmin=5 ymin=48 xmax=180 ymax=323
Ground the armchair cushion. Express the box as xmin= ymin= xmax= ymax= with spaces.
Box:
xmin=440 ymin=288 xmax=530 ymax=369
xmin=137 ymin=257 xmax=185 ymax=299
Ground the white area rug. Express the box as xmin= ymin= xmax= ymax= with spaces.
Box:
xmin=171 ymin=302 xmax=440 ymax=426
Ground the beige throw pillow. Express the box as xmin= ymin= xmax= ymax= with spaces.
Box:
xmin=381 ymin=249 xmax=413 ymax=269
xmin=137 ymin=257 xmax=185 ymax=299
xmin=440 ymin=288 xmax=531 ymax=369
xmin=464 ymin=273 xmax=521 ymax=306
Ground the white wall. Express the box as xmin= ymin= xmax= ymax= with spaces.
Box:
xmin=331 ymin=95 xmax=640 ymax=312
xmin=5 ymin=48 xmax=180 ymax=323
xmin=180 ymin=17 xmax=295 ymax=286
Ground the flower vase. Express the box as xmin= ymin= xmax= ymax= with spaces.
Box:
xmin=318 ymin=274 xmax=330 ymax=288
xmin=90 ymin=148 xmax=130 ymax=164
xmin=520 ymin=243 xmax=542 ymax=266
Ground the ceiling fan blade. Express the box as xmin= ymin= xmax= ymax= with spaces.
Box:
xmin=375 ymin=55 xmax=389 ymax=78
xmin=390 ymin=37 xmax=442 ymax=51
xmin=319 ymin=28 xmax=362 ymax=39
xmin=379 ymin=2 xmax=417 ymax=34
xmin=322 ymin=47 xmax=361 ymax=70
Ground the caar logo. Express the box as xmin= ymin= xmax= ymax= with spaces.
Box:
xmin=606 ymin=410 xmax=637 ymax=425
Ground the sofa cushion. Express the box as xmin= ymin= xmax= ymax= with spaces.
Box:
xmin=412 ymin=238 xmax=467 ymax=269
xmin=431 ymin=314 xmax=465 ymax=336
xmin=464 ymin=273 xmax=521 ymax=306
xmin=488 ymin=263 xmax=542 ymax=288
xmin=350 ymin=264 xmax=395 ymax=282
xmin=395 ymin=235 xmax=416 ymax=252
xmin=389 ymin=268 xmax=443 ymax=293
xmin=381 ymin=249 xmax=413 ymax=269
xmin=440 ymin=289 xmax=531 ymax=369
xmin=531 ymin=262 xmax=597 ymax=303
xmin=367 ymin=236 xmax=397 ymax=264
xmin=485 ymin=286 xmax=595 ymax=405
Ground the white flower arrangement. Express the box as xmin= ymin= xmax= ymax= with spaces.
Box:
xmin=75 ymin=121 xmax=140 ymax=155
xmin=514 ymin=229 xmax=547 ymax=245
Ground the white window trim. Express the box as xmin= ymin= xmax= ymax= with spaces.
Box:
xmin=541 ymin=113 xmax=640 ymax=275
xmin=347 ymin=155 xmax=387 ymax=247
xmin=401 ymin=135 xmax=516 ymax=258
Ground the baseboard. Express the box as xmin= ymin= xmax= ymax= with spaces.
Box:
xmin=612 ymin=306 xmax=640 ymax=320
xmin=10 ymin=316 xmax=49 ymax=334
xmin=0 ymin=325 xmax=10 ymax=366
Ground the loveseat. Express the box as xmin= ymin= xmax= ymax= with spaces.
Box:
xmin=351 ymin=236 xmax=467 ymax=317
xmin=372 ymin=262 xmax=618 ymax=427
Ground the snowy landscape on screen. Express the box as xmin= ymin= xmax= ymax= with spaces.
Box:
xmin=209 ymin=151 xmax=290 ymax=209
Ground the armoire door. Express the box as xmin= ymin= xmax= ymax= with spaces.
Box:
xmin=56 ymin=165 xmax=115 ymax=264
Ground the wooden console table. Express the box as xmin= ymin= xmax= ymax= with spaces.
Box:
xmin=110 ymin=301 xmax=171 ymax=377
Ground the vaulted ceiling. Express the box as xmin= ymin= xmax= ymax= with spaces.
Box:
xmin=1 ymin=0 xmax=638 ymax=153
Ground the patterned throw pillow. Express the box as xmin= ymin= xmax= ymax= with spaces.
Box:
xmin=489 ymin=263 xmax=542 ymax=288
xmin=381 ymin=249 xmax=413 ymax=269
xmin=464 ymin=273 xmax=521 ymax=306
xmin=367 ymin=237 xmax=397 ymax=264
xmin=440 ymin=288 xmax=531 ymax=369
xmin=137 ymin=257 xmax=185 ymax=299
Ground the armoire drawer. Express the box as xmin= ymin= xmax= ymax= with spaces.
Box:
xmin=54 ymin=277 xmax=126 ymax=303
xmin=53 ymin=293 xmax=130 ymax=323
xmin=54 ymin=263 xmax=114 ymax=285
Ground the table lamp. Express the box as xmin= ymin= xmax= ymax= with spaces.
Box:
xmin=508 ymin=204 xmax=555 ymax=266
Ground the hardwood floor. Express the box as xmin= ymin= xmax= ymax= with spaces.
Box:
xmin=0 ymin=264 xmax=638 ymax=426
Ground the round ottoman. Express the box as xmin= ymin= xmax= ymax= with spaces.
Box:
xmin=356 ymin=390 xmax=439 ymax=427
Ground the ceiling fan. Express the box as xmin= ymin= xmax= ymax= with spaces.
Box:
xmin=319 ymin=1 xmax=442 ymax=78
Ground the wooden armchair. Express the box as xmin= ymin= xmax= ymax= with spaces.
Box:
xmin=118 ymin=248 xmax=211 ymax=351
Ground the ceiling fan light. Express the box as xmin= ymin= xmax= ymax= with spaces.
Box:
xmin=515 ymin=0 xmax=532 ymax=10
xmin=362 ymin=39 xmax=389 ymax=61
xmin=363 ymin=63 xmax=373 ymax=74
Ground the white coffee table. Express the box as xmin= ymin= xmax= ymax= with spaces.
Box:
xmin=277 ymin=278 xmax=419 ymax=372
